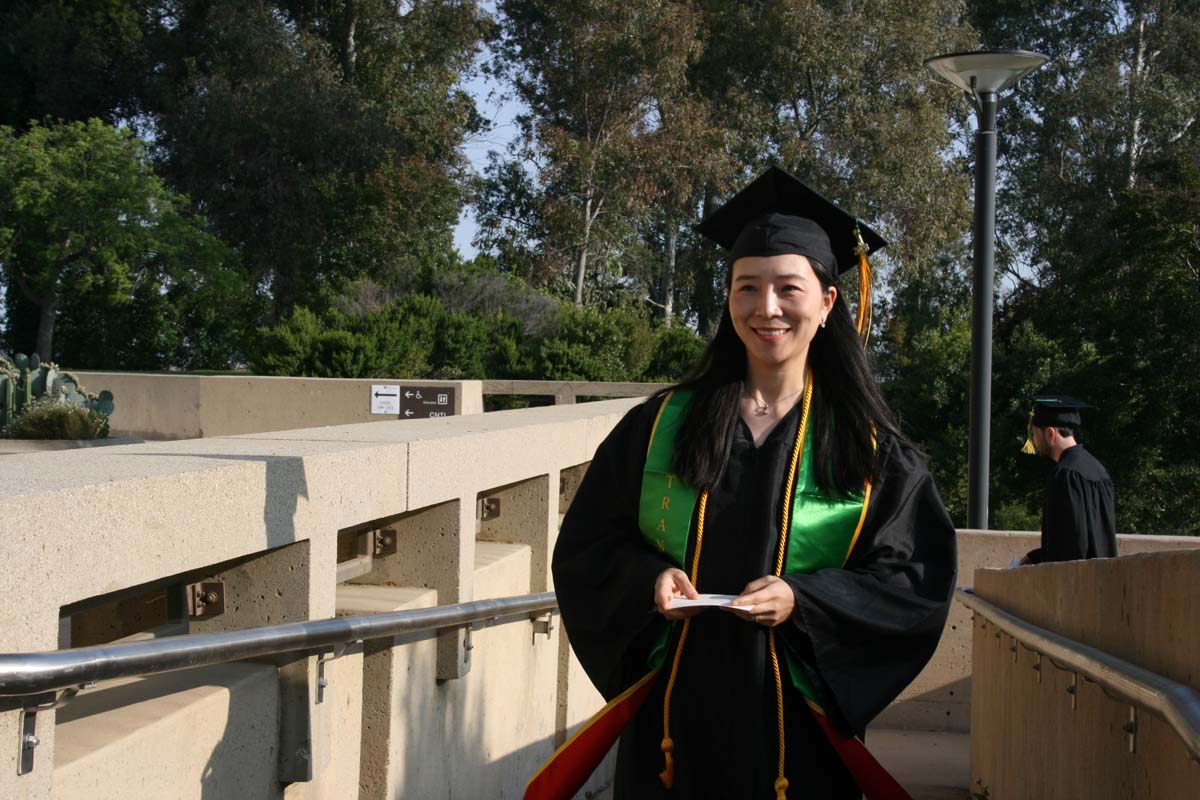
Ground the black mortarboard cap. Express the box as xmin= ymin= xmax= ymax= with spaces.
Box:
xmin=1031 ymin=395 xmax=1093 ymax=428
xmin=694 ymin=166 xmax=887 ymax=276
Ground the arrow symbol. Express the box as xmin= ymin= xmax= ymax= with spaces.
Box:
xmin=404 ymin=391 xmax=414 ymax=398
xmin=404 ymin=410 xmax=414 ymax=417
xmin=374 ymin=391 xmax=398 ymax=398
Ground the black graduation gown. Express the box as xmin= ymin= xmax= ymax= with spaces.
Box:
xmin=1026 ymin=445 xmax=1117 ymax=564
xmin=552 ymin=395 xmax=958 ymax=799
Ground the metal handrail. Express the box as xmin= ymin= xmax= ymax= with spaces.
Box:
xmin=0 ymin=592 xmax=557 ymax=697
xmin=957 ymin=588 xmax=1200 ymax=762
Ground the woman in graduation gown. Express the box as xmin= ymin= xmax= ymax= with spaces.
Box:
xmin=551 ymin=167 xmax=957 ymax=800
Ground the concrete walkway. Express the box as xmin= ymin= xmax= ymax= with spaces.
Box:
xmin=867 ymin=728 xmax=972 ymax=800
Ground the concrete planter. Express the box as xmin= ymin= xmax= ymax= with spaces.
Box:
xmin=0 ymin=435 xmax=143 ymax=455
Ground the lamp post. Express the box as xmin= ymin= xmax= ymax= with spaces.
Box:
xmin=924 ymin=50 xmax=1048 ymax=530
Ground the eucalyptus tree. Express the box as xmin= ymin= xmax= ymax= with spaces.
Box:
xmin=483 ymin=0 xmax=707 ymax=305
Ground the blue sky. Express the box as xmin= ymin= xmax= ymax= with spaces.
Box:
xmin=452 ymin=44 xmax=524 ymax=260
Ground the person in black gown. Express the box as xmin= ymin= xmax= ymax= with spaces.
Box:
xmin=551 ymin=167 xmax=957 ymax=800
xmin=1020 ymin=396 xmax=1117 ymax=564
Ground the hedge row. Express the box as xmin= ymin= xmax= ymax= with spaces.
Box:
xmin=250 ymin=294 xmax=707 ymax=384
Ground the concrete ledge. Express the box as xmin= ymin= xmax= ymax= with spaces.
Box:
xmin=72 ymin=372 xmax=484 ymax=440
xmin=54 ymin=664 xmax=281 ymax=800
xmin=0 ymin=436 xmax=143 ymax=455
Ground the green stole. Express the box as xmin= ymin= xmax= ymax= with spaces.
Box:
xmin=638 ymin=389 xmax=870 ymax=703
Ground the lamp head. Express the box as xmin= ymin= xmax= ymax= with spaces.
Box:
xmin=924 ymin=50 xmax=1048 ymax=95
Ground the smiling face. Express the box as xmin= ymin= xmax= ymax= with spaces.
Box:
xmin=728 ymin=253 xmax=836 ymax=375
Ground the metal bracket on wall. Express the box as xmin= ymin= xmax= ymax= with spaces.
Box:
xmin=1123 ymin=705 xmax=1138 ymax=754
xmin=315 ymin=643 xmax=355 ymax=704
xmin=480 ymin=497 xmax=501 ymax=521
xmin=17 ymin=685 xmax=92 ymax=775
xmin=185 ymin=581 xmax=225 ymax=620
xmin=373 ymin=529 xmax=397 ymax=558
xmin=532 ymin=613 xmax=554 ymax=643
xmin=17 ymin=704 xmax=41 ymax=776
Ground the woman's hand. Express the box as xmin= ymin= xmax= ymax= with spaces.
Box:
xmin=725 ymin=575 xmax=795 ymax=627
xmin=654 ymin=567 xmax=702 ymax=620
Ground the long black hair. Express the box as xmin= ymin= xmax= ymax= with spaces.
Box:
xmin=667 ymin=257 xmax=907 ymax=496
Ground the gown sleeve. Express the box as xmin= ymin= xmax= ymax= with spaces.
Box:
xmin=778 ymin=434 xmax=958 ymax=734
xmin=551 ymin=397 xmax=676 ymax=700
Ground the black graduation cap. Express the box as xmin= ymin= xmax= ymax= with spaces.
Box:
xmin=1021 ymin=395 xmax=1092 ymax=454
xmin=694 ymin=166 xmax=887 ymax=276
xmin=1031 ymin=395 xmax=1093 ymax=429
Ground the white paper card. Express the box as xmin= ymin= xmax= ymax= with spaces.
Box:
xmin=667 ymin=593 xmax=752 ymax=611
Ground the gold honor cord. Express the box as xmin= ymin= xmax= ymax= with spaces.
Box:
xmin=659 ymin=488 xmax=708 ymax=788
xmin=768 ymin=373 xmax=814 ymax=800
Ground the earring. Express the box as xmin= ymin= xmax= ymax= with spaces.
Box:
xmin=820 ymin=318 xmax=826 ymax=329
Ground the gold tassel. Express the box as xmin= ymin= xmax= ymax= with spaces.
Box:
xmin=774 ymin=776 xmax=790 ymax=800
xmin=1021 ymin=410 xmax=1037 ymax=454
xmin=853 ymin=224 xmax=873 ymax=344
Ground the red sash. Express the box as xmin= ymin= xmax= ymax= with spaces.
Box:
xmin=524 ymin=669 xmax=912 ymax=800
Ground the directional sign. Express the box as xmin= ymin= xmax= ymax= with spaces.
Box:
xmin=370 ymin=384 xmax=401 ymax=415
xmin=399 ymin=385 xmax=457 ymax=419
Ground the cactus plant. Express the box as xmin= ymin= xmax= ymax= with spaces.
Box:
xmin=0 ymin=353 xmax=116 ymax=439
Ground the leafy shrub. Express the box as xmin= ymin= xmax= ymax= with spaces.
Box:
xmin=253 ymin=292 xmax=683 ymax=385
xmin=357 ymin=294 xmax=442 ymax=377
xmin=6 ymin=399 xmax=107 ymax=439
xmin=431 ymin=311 xmax=494 ymax=378
xmin=537 ymin=304 xmax=655 ymax=382
xmin=644 ymin=325 xmax=706 ymax=382
xmin=251 ymin=295 xmax=444 ymax=378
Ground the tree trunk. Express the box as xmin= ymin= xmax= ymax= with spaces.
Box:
xmin=696 ymin=190 xmax=716 ymax=337
xmin=574 ymin=193 xmax=593 ymax=306
xmin=35 ymin=293 xmax=58 ymax=363
xmin=1126 ymin=11 xmax=1147 ymax=189
xmin=340 ymin=0 xmax=358 ymax=82
xmin=662 ymin=225 xmax=676 ymax=327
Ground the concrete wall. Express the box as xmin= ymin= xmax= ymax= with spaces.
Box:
xmin=876 ymin=530 xmax=1200 ymax=733
xmin=0 ymin=398 xmax=641 ymax=800
xmin=71 ymin=372 xmax=483 ymax=440
xmin=482 ymin=379 xmax=667 ymax=405
xmin=969 ymin=550 xmax=1200 ymax=798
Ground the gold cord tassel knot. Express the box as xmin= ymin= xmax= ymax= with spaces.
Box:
xmin=774 ymin=776 xmax=790 ymax=800
xmin=659 ymin=737 xmax=676 ymax=787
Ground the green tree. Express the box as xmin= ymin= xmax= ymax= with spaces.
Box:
xmin=689 ymin=0 xmax=976 ymax=284
xmin=148 ymin=0 xmax=489 ymax=317
xmin=972 ymin=0 xmax=1200 ymax=534
xmin=0 ymin=119 xmax=240 ymax=363
xmin=0 ymin=0 xmax=148 ymax=129
xmin=876 ymin=259 xmax=974 ymax=522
